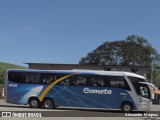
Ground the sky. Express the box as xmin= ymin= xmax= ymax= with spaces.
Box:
xmin=0 ymin=0 xmax=160 ymax=67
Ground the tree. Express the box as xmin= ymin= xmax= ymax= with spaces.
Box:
xmin=0 ymin=69 xmax=5 ymax=84
xmin=79 ymin=35 xmax=159 ymax=66
xmin=153 ymin=71 xmax=160 ymax=87
xmin=152 ymin=62 xmax=160 ymax=87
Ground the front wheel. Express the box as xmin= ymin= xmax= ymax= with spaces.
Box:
xmin=43 ymin=98 xmax=55 ymax=109
xmin=121 ymin=102 xmax=133 ymax=112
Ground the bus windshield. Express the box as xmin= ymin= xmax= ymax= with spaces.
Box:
xmin=136 ymin=83 xmax=151 ymax=99
xmin=127 ymin=76 xmax=151 ymax=99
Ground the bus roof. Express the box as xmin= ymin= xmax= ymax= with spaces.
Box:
xmin=7 ymin=69 xmax=145 ymax=79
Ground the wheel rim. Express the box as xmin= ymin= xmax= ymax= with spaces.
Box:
xmin=31 ymin=100 xmax=38 ymax=107
xmin=44 ymin=100 xmax=52 ymax=108
xmin=123 ymin=104 xmax=131 ymax=111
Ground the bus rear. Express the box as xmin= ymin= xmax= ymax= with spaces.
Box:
xmin=5 ymin=69 xmax=46 ymax=105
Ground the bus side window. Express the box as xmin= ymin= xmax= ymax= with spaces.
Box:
xmin=69 ymin=75 xmax=88 ymax=86
xmin=91 ymin=76 xmax=104 ymax=87
xmin=109 ymin=76 xmax=131 ymax=91
xmin=59 ymin=78 xmax=70 ymax=86
xmin=104 ymin=77 xmax=111 ymax=87
xmin=56 ymin=74 xmax=71 ymax=86
xmin=70 ymin=77 xmax=76 ymax=86
xmin=85 ymin=76 xmax=92 ymax=86
xmin=40 ymin=73 xmax=55 ymax=84
xmin=91 ymin=77 xmax=97 ymax=86
xmin=8 ymin=72 xmax=26 ymax=83
xmin=109 ymin=76 xmax=118 ymax=88
xmin=27 ymin=73 xmax=40 ymax=84
xmin=75 ymin=76 xmax=86 ymax=86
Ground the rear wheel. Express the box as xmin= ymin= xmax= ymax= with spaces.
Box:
xmin=121 ymin=102 xmax=133 ymax=112
xmin=29 ymin=98 xmax=41 ymax=108
xmin=43 ymin=98 xmax=55 ymax=109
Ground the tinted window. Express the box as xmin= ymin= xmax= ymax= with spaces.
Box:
xmin=58 ymin=74 xmax=131 ymax=90
xmin=104 ymin=76 xmax=131 ymax=90
xmin=136 ymin=83 xmax=151 ymax=99
xmin=8 ymin=72 xmax=26 ymax=83
xmin=58 ymin=75 xmax=103 ymax=86
xmin=128 ymin=76 xmax=146 ymax=93
xmin=8 ymin=72 xmax=57 ymax=84
xmin=40 ymin=73 xmax=55 ymax=84
xmin=90 ymin=76 xmax=104 ymax=87
xmin=59 ymin=75 xmax=88 ymax=86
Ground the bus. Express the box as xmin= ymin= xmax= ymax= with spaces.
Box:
xmin=5 ymin=69 xmax=154 ymax=112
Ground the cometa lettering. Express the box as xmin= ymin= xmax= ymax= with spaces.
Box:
xmin=83 ymin=88 xmax=112 ymax=94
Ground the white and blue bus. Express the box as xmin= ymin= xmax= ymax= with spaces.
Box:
xmin=5 ymin=69 xmax=154 ymax=112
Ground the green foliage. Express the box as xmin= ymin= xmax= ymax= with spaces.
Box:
xmin=153 ymin=71 xmax=160 ymax=87
xmin=79 ymin=35 xmax=160 ymax=86
xmin=79 ymin=35 xmax=159 ymax=66
xmin=152 ymin=63 xmax=160 ymax=87
xmin=0 ymin=62 xmax=26 ymax=84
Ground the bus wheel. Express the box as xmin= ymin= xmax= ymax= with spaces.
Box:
xmin=43 ymin=98 xmax=54 ymax=109
xmin=121 ymin=102 xmax=133 ymax=112
xmin=29 ymin=98 xmax=41 ymax=108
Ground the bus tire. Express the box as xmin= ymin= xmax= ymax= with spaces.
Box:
xmin=121 ymin=102 xmax=133 ymax=112
xmin=43 ymin=98 xmax=55 ymax=109
xmin=28 ymin=97 xmax=41 ymax=108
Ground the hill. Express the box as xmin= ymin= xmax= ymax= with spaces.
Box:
xmin=0 ymin=62 xmax=26 ymax=69
xmin=0 ymin=62 xmax=26 ymax=84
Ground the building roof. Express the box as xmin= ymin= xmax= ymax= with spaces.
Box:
xmin=154 ymin=89 xmax=160 ymax=94
xmin=24 ymin=62 xmax=149 ymax=68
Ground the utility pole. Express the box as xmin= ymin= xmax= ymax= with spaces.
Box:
xmin=151 ymin=61 xmax=153 ymax=84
